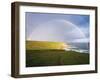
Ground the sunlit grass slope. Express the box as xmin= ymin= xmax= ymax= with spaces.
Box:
xmin=26 ymin=41 xmax=70 ymax=50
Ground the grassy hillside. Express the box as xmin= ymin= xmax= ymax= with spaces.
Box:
xmin=26 ymin=41 xmax=89 ymax=67
xmin=26 ymin=50 xmax=89 ymax=67
xmin=26 ymin=41 xmax=70 ymax=50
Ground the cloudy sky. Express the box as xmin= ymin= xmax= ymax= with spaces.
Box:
xmin=25 ymin=12 xmax=90 ymax=43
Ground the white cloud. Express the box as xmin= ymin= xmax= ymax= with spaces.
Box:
xmin=71 ymin=38 xmax=89 ymax=43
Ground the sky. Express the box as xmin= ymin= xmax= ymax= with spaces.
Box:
xmin=25 ymin=12 xmax=90 ymax=44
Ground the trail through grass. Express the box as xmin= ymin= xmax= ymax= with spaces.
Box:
xmin=26 ymin=50 xmax=89 ymax=67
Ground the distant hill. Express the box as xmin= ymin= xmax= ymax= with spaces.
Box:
xmin=26 ymin=41 xmax=70 ymax=50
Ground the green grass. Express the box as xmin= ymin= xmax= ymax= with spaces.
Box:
xmin=26 ymin=49 xmax=89 ymax=67
xmin=26 ymin=41 xmax=70 ymax=50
